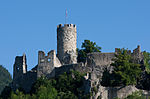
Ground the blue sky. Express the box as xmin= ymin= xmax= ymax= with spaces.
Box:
xmin=0 ymin=0 xmax=150 ymax=75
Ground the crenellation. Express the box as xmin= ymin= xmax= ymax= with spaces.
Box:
xmin=73 ymin=24 xmax=76 ymax=28
xmin=57 ymin=24 xmax=76 ymax=29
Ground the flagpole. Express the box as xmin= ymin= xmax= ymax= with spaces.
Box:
xmin=65 ymin=9 xmax=67 ymax=24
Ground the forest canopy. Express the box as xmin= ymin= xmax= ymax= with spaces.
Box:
xmin=0 ymin=65 xmax=12 ymax=94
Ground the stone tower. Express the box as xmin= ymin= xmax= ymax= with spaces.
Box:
xmin=57 ymin=24 xmax=77 ymax=65
xmin=13 ymin=54 xmax=27 ymax=87
xmin=13 ymin=54 xmax=27 ymax=78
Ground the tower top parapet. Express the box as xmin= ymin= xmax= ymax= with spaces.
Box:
xmin=57 ymin=24 xmax=76 ymax=29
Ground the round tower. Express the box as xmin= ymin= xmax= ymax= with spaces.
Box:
xmin=57 ymin=24 xmax=77 ymax=65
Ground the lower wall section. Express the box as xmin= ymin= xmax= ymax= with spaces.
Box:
xmin=12 ymin=71 xmax=37 ymax=93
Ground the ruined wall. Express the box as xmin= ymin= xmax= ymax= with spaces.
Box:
xmin=20 ymin=71 xmax=37 ymax=92
xmin=86 ymin=52 xmax=115 ymax=78
xmin=132 ymin=45 xmax=144 ymax=64
xmin=53 ymin=63 xmax=85 ymax=77
xmin=87 ymin=52 xmax=115 ymax=67
xmin=57 ymin=24 xmax=77 ymax=65
xmin=84 ymin=46 xmax=145 ymax=99
xmin=13 ymin=54 xmax=27 ymax=88
xmin=37 ymin=50 xmax=61 ymax=78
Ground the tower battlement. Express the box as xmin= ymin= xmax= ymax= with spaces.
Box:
xmin=57 ymin=24 xmax=76 ymax=29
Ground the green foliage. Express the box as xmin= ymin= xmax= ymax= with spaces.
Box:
xmin=9 ymin=89 xmax=36 ymax=99
xmin=101 ymin=68 xmax=113 ymax=86
xmin=0 ymin=65 xmax=12 ymax=94
xmin=54 ymin=70 xmax=86 ymax=98
xmin=30 ymin=76 xmax=56 ymax=93
xmin=0 ymin=70 xmax=88 ymax=99
xmin=5 ymin=76 xmax=57 ymax=99
xmin=143 ymin=51 xmax=150 ymax=74
xmin=57 ymin=91 xmax=78 ymax=99
xmin=125 ymin=91 xmax=149 ymax=99
xmin=101 ymin=48 xmax=142 ymax=87
xmin=77 ymin=40 xmax=101 ymax=63
xmin=111 ymin=48 xmax=141 ymax=86
xmin=0 ymin=86 xmax=12 ymax=99
xmin=31 ymin=76 xmax=57 ymax=99
xmin=36 ymin=85 xmax=57 ymax=99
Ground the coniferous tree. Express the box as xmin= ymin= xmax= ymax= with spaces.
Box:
xmin=111 ymin=48 xmax=141 ymax=86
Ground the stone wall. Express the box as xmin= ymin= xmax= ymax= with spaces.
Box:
xmin=132 ymin=45 xmax=144 ymax=64
xmin=87 ymin=52 xmax=115 ymax=67
xmin=12 ymin=69 xmax=37 ymax=92
xmin=19 ymin=71 xmax=37 ymax=92
xmin=57 ymin=24 xmax=77 ymax=65
xmin=13 ymin=54 xmax=27 ymax=89
xmin=37 ymin=50 xmax=61 ymax=78
xmin=51 ymin=63 xmax=86 ymax=78
xmin=86 ymin=52 xmax=115 ymax=78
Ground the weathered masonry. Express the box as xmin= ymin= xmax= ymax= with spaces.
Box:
xmin=57 ymin=24 xmax=77 ymax=65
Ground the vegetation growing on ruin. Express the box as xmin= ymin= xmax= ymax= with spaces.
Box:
xmin=101 ymin=48 xmax=142 ymax=86
xmin=143 ymin=51 xmax=150 ymax=74
xmin=0 ymin=65 xmax=12 ymax=94
xmin=77 ymin=39 xmax=101 ymax=63
xmin=111 ymin=48 xmax=141 ymax=86
xmin=0 ymin=70 xmax=89 ymax=99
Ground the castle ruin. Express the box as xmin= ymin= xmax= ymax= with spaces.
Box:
xmin=12 ymin=24 xmax=78 ymax=91
xmin=12 ymin=24 xmax=145 ymax=99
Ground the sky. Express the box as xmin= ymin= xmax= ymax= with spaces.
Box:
xmin=0 ymin=0 xmax=150 ymax=76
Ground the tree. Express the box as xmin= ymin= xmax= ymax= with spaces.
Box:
xmin=54 ymin=70 xmax=86 ymax=98
xmin=143 ymin=51 xmax=150 ymax=74
xmin=136 ymin=51 xmax=150 ymax=90
xmin=77 ymin=40 xmax=101 ymax=63
xmin=30 ymin=76 xmax=57 ymax=99
xmin=111 ymin=48 xmax=141 ymax=86
xmin=57 ymin=91 xmax=78 ymax=99
xmin=9 ymin=89 xmax=36 ymax=99
xmin=0 ymin=86 xmax=12 ymax=99
xmin=36 ymin=85 xmax=57 ymax=99
xmin=0 ymin=65 xmax=12 ymax=94
xmin=1 ymin=70 xmax=88 ymax=99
